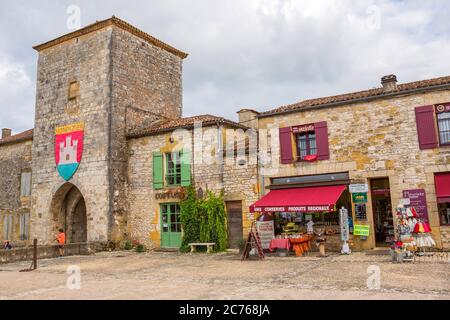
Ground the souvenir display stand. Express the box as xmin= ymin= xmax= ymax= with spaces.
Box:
xmin=391 ymin=205 xmax=436 ymax=263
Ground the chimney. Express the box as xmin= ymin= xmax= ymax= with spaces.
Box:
xmin=237 ymin=109 xmax=259 ymax=129
xmin=381 ymin=74 xmax=398 ymax=92
xmin=1 ymin=128 xmax=12 ymax=139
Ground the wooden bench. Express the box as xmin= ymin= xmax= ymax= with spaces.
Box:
xmin=188 ymin=243 xmax=215 ymax=254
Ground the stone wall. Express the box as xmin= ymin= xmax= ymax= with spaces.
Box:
xmin=31 ymin=27 xmax=113 ymax=244
xmin=108 ymin=26 xmax=184 ymax=242
xmin=258 ymin=89 xmax=450 ymax=249
xmin=0 ymin=140 xmax=32 ymax=244
xmin=126 ymin=125 xmax=259 ymax=248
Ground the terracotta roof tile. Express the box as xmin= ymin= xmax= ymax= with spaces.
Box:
xmin=259 ymin=75 xmax=450 ymax=117
xmin=127 ymin=115 xmax=248 ymax=138
xmin=0 ymin=129 xmax=34 ymax=146
xmin=33 ymin=16 xmax=188 ymax=59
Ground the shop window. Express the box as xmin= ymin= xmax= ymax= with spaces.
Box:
xmin=2 ymin=214 xmax=13 ymax=240
xmin=20 ymin=171 xmax=32 ymax=197
xmin=437 ymin=112 xmax=450 ymax=145
xmin=19 ymin=213 xmax=30 ymax=240
xmin=165 ymin=151 xmax=182 ymax=186
xmin=296 ymin=132 xmax=317 ymax=160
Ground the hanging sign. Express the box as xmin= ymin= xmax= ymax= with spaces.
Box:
xmin=354 ymin=225 xmax=370 ymax=236
xmin=349 ymin=184 xmax=369 ymax=193
xmin=435 ymin=103 xmax=450 ymax=113
xmin=402 ymin=189 xmax=429 ymax=223
xmin=352 ymin=192 xmax=368 ymax=203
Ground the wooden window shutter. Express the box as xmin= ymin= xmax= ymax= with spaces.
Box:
xmin=415 ymin=105 xmax=438 ymax=150
xmin=279 ymin=127 xmax=294 ymax=164
xmin=315 ymin=121 xmax=330 ymax=160
xmin=153 ymin=152 xmax=164 ymax=190
xmin=180 ymin=149 xmax=192 ymax=187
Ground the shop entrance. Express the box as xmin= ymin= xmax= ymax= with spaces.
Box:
xmin=160 ymin=203 xmax=182 ymax=248
xmin=226 ymin=201 xmax=243 ymax=249
xmin=370 ymin=178 xmax=394 ymax=246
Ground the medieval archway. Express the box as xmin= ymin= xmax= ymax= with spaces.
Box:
xmin=50 ymin=183 xmax=87 ymax=243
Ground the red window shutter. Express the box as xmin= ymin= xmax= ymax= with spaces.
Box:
xmin=315 ymin=121 xmax=330 ymax=160
xmin=415 ymin=105 xmax=438 ymax=150
xmin=279 ymin=127 xmax=294 ymax=164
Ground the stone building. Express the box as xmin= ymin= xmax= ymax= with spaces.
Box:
xmin=1 ymin=17 xmax=449 ymax=251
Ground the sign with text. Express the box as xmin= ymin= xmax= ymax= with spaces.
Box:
xmin=354 ymin=224 xmax=370 ymax=236
xmin=349 ymin=184 xmax=369 ymax=194
xmin=339 ymin=207 xmax=350 ymax=242
xmin=256 ymin=219 xmax=275 ymax=250
xmin=355 ymin=204 xmax=367 ymax=221
xmin=352 ymin=192 xmax=368 ymax=203
xmin=435 ymin=103 xmax=450 ymax=114
xmin=402 ymin=189 xmax=429 ymax=223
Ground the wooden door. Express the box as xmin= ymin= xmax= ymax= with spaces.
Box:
xmin=161 ymin=203 xmax=182 ymax=248
xmin=226 ymin=201 xmax=243 ymax=249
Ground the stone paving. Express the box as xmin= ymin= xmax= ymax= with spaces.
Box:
xmin=0 ymin=251 xmax=448 ymax=300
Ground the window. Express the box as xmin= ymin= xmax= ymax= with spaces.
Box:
xmin=438 ymin=112 xmax=450 ymax=145
xmin=2 ymin=215 xmax=13 ymax=240
xmin=68 ymin=81 xmax=80 ymax=100
xmin=165 ymin=152 xmax=182 ymax=186
xmin=20 ymin=171 xmax=31 ymax=197
xmin=19 ymin=213 xmax=30 ymax=240
xmin=296 ymin=132 xmax=317 ymax=160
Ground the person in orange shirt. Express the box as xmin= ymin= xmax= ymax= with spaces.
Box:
xmin=56 ymin=228 xmax=66 ymax=257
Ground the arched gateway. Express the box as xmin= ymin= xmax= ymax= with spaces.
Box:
xmin=50 ymin=183 xmax=87 ymax=243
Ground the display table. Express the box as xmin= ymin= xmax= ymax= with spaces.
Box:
xmin=289 ymin=236 xmax=312 ymax=257
xmin=269 ymin=239 xmax=291 ymax=252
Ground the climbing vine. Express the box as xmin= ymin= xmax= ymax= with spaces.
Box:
xmin=180 ymin=186 xmax=228 ymax=253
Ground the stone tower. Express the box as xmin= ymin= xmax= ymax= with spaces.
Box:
xmin=30 ymin=17 xmax=187 ymax=244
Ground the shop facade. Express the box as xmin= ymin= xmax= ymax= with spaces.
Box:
xmin=246 ymin=75 xmax=450 ymax=251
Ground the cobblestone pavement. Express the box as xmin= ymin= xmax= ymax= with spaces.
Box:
xmin=0 ymin=251 xmax=449 ymax=300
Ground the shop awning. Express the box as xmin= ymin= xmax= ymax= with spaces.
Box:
xmin=435 ymin=173 xmax=450 ymax=203
xmin=250 ymin=185 xmax=347 ymax=213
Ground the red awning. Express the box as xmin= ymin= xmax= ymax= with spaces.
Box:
xmin=250 ymin=185 xmax=347 ymax=213
xmin=435 ymin=173 xmax=450 ymax=203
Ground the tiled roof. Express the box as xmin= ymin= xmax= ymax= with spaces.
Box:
xmin=33 ymin=16 xmax=188 ymax=59
xmin=259 ymin=75 xmax=450 ymax=118
xmin=0 ymin=129 xmax=34 ymax=146
xmin=127 ymin=115 xmax=249 ymax=138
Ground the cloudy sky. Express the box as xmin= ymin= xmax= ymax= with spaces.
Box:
xmin=1 ymin=0 xmax=450 ymax=133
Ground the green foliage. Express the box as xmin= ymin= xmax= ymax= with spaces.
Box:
xmin=135 ymin=244 xmax=146 ymax=253
xmin=180 ymin=186 xmax=228 ymax=253
xmin=123 ymin=240 xmax=133 ymax=251
xmin=180 ymin=185 xmax=200 ymax=252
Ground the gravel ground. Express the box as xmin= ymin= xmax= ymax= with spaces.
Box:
xmin=0 ymin=251 xmax=448 ymax=300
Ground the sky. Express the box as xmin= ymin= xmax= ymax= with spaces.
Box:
xmin=1 ymin=0 xmax=450 ymax=134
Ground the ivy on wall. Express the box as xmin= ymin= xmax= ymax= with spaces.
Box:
xmin=180 ymin=185 xmax=228 ymax=253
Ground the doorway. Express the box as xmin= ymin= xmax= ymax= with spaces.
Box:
xmin=160 ymin=203 xmax=182 ymax=248
xmin=370 ymin=178 xmax=394 ymax=246
xmin=51 ymin=183 xmax=87 ymax=244
xmin=226 ymin=201 xmax=243 ymax=249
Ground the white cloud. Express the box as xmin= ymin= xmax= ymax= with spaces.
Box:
xmin=0 ymin=0 xmax=449 ymax=131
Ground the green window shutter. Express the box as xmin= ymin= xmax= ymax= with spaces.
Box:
xmin=180 ymin=149 xmax=191 ymax=187
xmin=153 ymin=152 xmax=164 ymax=190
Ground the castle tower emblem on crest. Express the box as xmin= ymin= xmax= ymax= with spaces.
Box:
xmin=55 ymin=123 xmax=84 ymax=181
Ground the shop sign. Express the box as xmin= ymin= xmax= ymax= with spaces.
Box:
xmin=155 ymin=189 xmax=186 ymax=200
xmin=354 ymin=224 xmax=370 ymax=236
xmin=355 ymin=204 xmax=367 ymax=221
xmin=339 ymin=207 xmax=349 ymax=242
xmin=252 ymin=205 xmax=332 ymax=213
xmin=352 ymin=192 xmax=368 ymax=203
xmin=292 ymin=124 xmax=315 ymax=134
xmin=402 ymin=189 xmax=429 ymax=223
xmin=435 ymin=103 xmax=450 ymax=113
xmin=256 ymin=217 xmax=275 ymax=250
xmin=349 ymin=184 xmax=369 ymax=193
